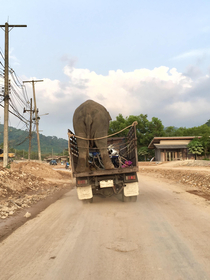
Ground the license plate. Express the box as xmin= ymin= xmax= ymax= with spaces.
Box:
xmin=100 ymin=180 xmax=114 ymax=188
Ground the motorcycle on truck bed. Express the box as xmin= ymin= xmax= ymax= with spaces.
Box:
xmin=68 ymin=122 xmax=139 ymax=202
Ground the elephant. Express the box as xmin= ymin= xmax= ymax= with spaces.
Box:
xmin=73 ymin=100 xmax=115 ymax=173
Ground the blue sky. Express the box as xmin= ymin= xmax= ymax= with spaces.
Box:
xmin=1 ymin=0 xmax=210 ymax=139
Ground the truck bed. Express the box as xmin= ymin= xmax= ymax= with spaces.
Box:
xmin=68 ymin=122 xmax=139 ymax=178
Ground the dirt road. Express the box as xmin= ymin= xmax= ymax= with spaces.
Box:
xmin=1 ymin=173 xmax=210 ymax=280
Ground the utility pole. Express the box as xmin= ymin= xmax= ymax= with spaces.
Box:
xmin=0 ymin=22 xmax=27 ymax=167
xmin=23 ymin=80 xmax=43 ymax=161
xmin=28 ymin=98 xmax=32 ymax=161
xmin=23 ymin=98 xmax=33 ymax=160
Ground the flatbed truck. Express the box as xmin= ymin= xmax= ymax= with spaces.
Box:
xmin=68 ymin=122 xmax=139 ymax=202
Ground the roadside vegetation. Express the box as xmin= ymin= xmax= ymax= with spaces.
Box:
xmin=0 ymin=124 xmax=68 ymax=160
xmin=1 ymin=116 xmax=210 ymax=161
xmin=108 ymin=114 xmax=210 ymax=160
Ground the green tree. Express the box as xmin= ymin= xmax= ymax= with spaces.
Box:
xmin=164 ymin=126 xmax=177 ymax=136
xmin=147 ymin=117 xmax=165 ymax=138
xmin=109 ymin=114 xmax=164 ymax=148
xmin=173 ymin=127 xmax=189 ymax=136
xmin=138 ymin=146 xmax=149 ymax=161
xmin=187 ymin=138 xmax=204 ymax=159
xmin=174 ymin=124 xmax=210 ymax=137
xmin=108 ymin=114 xmax=128 ymax=137
xmin=126 ymin=114 xmax=150 ymax=146
xmin=205 ymin=119 xmax=210 ymax=127
xmin=200 ymin=134 xmax=210 ymax=158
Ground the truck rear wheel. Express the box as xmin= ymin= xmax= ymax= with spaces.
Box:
xmin=82 ymin=198 xmax=93 ymax=204
xmin=122 ymin=194 xmax=137 ymax=202
xmin=130 ymin=195 xmax=137 ymax=202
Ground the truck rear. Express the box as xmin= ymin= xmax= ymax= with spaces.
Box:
xmin=68 ymin=122 xmax=139 ymax=202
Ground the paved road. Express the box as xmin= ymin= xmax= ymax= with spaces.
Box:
xmin=1 ymin=174 xmax=210 ymax=280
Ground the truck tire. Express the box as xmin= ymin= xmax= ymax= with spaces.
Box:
xmin=82 ymin=198 xmax=93 ymax=204
xmin=122 ymin=193 xmax=129 ymax=202
xmin=130 ymin=195 xmax=137 ymax=202
xmin=122 ymin=193 xmax=137 ymax=202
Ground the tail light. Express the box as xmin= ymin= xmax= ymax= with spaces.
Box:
xmin=126 ymin=175 xmax=136 ymax=180
xmin=76 ymin=177 xmax=89 ymax=186
xmin=78 ymin=179 xmax=87 ymax=185
xmin=124 ymin=173 xmax=137 ymax=182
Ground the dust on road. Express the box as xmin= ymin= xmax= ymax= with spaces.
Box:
xmin=0 ymin=161 xmax=73 ymax=241
xmin=1 ymin=166 xmax=210 ymax=279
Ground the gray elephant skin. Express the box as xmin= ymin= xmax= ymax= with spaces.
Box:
xmin=73 ymin=100 xmax=114 ymax=173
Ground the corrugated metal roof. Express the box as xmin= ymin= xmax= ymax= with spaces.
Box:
xmin=154 ymin=144 xmax=188 ymax=149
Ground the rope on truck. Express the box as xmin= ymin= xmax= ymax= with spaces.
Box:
xmin=67 ymin=121 xmax=137 ymax=170
xmin=69 ymin=137 xmax=135 ymax=150
xmin=67 ymin=121 xmax=138 ymax=141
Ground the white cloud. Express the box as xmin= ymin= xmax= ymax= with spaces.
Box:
xmin=166 ymin=99 xmax=208 ymax=118
xmin=4 ymin=65 xmax=210 ymax=139
xmin=61 ymin=66 xmax=193 ymax=118
xmin=9 ymin=48 xmax=20 ymax=66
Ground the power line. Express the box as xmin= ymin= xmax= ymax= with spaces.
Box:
xmin=0 ymin=103 xmax=28 ymax=124
xmin=0 ymin=47 xmax=30 ymax=129
xmin=0 ymin=50 xmax=4 ymax=60
xmin=15 ymin=135 xmax=29 ymax=146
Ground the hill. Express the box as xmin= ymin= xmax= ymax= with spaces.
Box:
xmin=0 ymin=124 xmax=68 ymax=154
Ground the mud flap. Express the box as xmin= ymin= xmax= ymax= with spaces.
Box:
xmin=77 ymin=185 xmax=93 ymax=200
xmin=123 ymin=182 xmax=139 ymax=197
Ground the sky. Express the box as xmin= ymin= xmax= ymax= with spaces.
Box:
xmin=1 ymin=0 xmax=210 ymax=140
